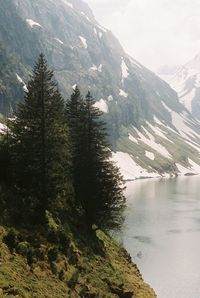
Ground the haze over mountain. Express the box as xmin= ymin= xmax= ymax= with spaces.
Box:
xmin=1 ymin=0 xmax=200 ymax=179
xmin=159 ymin=53 xmax=200 ymax=121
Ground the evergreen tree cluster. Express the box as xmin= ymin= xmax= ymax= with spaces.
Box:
xmin=0 ymin=54 xmax=126 ymax=232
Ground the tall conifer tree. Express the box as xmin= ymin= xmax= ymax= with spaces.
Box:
xmin=66 ymin=86 xmax=83 ymax=203
xmin=67 ymin=90 xmax=126 ymax=231
xmin=9 ymin=54 xmax=73 ymax=222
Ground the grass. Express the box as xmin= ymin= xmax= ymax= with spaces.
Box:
xmin=0 ymin=224 xmax=156 ymax=298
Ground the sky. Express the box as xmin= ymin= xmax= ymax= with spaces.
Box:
xmin=85 ymin=0 xmax=200 ymax=72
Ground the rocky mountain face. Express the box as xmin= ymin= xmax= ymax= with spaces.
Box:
xmin=159 ymin=54 xmax=200 ymax=120
xmin=1 ymin=0 xmax=200 ymax=179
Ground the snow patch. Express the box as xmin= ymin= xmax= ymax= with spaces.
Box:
xmin=81 ymin=12 xmax=91 ymax=22
xmin=26 ymin=19 xmax=42 ymax=28
xmin=89 ymin=64 xmax=102 ymax=72
xmin=153 ymin=116 xmax=164 ymax=126
xmin=16 ymin=74 xmax=28 ymax=93
xmin=98 ymin=64 xmax=102 ymax=72
xmin=79 ymin=36 xmax=88 ymax=49
xmin=62 ymin=0 xmax=73 ymax=8
xmin=97 ymin=25 xmax=107 ymax=33
xmin=176 ymin=159 xmax=200 ymax=175
xmin=16 ymin=74 xmax=23 ymax=84
xmin=176 ymin=163 xmax=190 ymax=175
xmin=188 ymin=158 xmax=200 ymax=172
xmin=54 ymin=38 xmax=64 ymax=45
xmin=128 ymin=133 xmax=138 ymax=144
xmin=119 ymin=89 xmax=128 ymax=98
xmin=93 ymin=28 xmax=97 ymax=35
xmin=23 ymin=85 xmax=29 ymax=93
xmin=134 ymin=127 xmax=172 ymax=159
xmin=146 ymin=121 xmax=173 ymax=142
xmin=129 ymin=57 xmax=142 ymax=69
xmin=145 ymin=151 xmax=155 ymax=160
xmin=186 ymin=141 xmax=200 ymax=153
xmin=94 ymin=99 xmax=108 ymax=113
xmin=99 ymin=32 xmax=103 ymax=38
xmin=108 ymin=95 xmax=113 ymax=101
xmin=112 ymin=151 xmax=158 ymax=180
xmin=179 ymin=88 xmax=196 ymax=113
xmin=161 ymin=101 xmax=200 ymax=141
xmin=0 ymin=123 xmax=6 ymax=134
xmin=121 ymin=58 xmax=129 ymax=82
xmin=89 ymin=65 xmax=98 ymax=71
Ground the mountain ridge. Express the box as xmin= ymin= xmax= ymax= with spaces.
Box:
xmin=1 ymin=0 xmax=200 ymax=179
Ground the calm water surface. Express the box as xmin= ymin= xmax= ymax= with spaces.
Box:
xmin=122 ymin=176 xmax=200 ymax=298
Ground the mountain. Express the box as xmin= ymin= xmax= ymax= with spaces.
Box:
xmin=1 ymin=0 xmax=200 ymax=179
xmin=158 ymin=54 xmax=200 ymax=120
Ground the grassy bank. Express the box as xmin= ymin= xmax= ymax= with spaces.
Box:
xmin=0 ymin=225 xmax=156 ymax=298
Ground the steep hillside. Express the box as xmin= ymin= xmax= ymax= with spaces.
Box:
xmin=1 ymin=0 xmax=200 ymax=178
xmin=0 ymin=225 xmax=156 ymax=297
xmin=158 ymin=54 xmax=200 ymax=120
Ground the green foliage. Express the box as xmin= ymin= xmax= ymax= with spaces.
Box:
xmin=58 ymin=228 xmax=70 ymax=253
xmin=4 ymin=228 xmax=18 ymax=250
xmin=0 ymin=134 xmax=11 ymax=185
xmin=66 ymin=89 xmax=126 ymax=231
xmin=50 ymin=261 xmax=58 ymax=275
xmin=8 ymin=54 xmax=73 ymax=223
xmin=16 ymin=241 xmax=30 ymax=256
xmin=45 ymin=211 xmax=70 ymax=251
xmin=45 ymin=211 xmax=60 ymax=243
xmin=48 ymin=247 xmax=58 ymax=262
xmin=68 ymin=270 xmax=79 ymax=289
xmin=58 ymin=269 xmax=65 ymax=281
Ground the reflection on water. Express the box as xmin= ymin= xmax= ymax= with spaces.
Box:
xmin=122 ymin=176 xmax=200 ymax=298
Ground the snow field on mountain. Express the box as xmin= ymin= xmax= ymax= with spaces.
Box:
xmin=161 ymin=101 xmax=200 ymax=141
xmin=79 ymin=36 xmax=87 ymax=48
xmin=26 ymin=19 xmax=42 ymax=28
xmin=119 ymin=89 xmax=128 ymax=98
xmin=121 ymin=58 xmax=129 ymax=83
xmin=62 ymin=0 xmax=73 ymax=9
xmin=94 ymin=99 xmax=108 ymax=113
xmin=134 ymin=127 xmax=172 ymax=159
xmin=112 ymin=152 xmax=158 ymax=180
xmin=146 ymin=121 xmax=173 ymax=142
xmin=16 ymin=74 xmax=28 ymax=93
xmin=128 ymin=133 xmax=138 ymax=144
xmin=179 ymin=88 xmax=196 ymax=113
xmin=145 ymin=151 xmax=155 ymax=160
xmin=54 ymin=38 xmax=64 ymax=45
xmin=0 ymin=123 xmax=6 ymax=133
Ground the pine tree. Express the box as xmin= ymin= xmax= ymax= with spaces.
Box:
xmin=65 ymin=86 xmax=83 ymax=204
xmin=9 ymin=54 xmax=73 ymax=223
xmin=67 ymin=90 xmax=126 ymax=231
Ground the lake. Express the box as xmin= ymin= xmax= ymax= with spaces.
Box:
xmin=122 ymin=176 xmax=200 ymax=298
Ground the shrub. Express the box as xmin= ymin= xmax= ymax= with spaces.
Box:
xmin=16 ymin=241 xmax=30 ymax=256
xmin=4 ymin=228 xmax=18 ymax=250
xmin=58 ymin=229 xmax=70 ymax=253
xmin=45 ymin=211 xmax=59 ymax=243
xmin=27 ymin=247 xmax=35 ymax=266
xmin=68 ymin=271 xmax=79 ymax=289
xmin=50 ymin=261 xmax=58 ymax=275
xmin=59 ymin=269 xmax=65 ymax=281
xmin=48 ymin=247 xmax=58 ymax=262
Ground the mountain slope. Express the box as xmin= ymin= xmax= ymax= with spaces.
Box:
xmin=159 ymin=54 xmax=200 ymax=119
xmin=1 ymin=0 xmax=200 ymax=178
